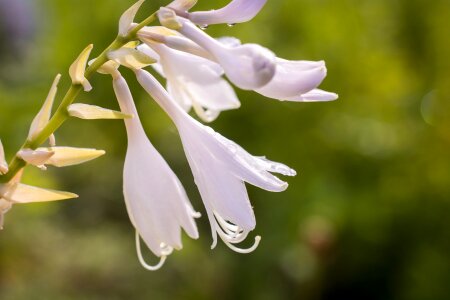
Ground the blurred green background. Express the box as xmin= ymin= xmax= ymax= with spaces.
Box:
xmin=1 ymin=0 xmax=449 ymax=299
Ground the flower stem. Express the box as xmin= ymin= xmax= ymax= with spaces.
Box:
xmin=0 ymin=13 xmax=157 ymax=183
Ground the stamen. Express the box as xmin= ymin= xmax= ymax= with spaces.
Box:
xmin=219 ymin=232 xmax=261 ymax=254
xmin=213 ymin=213 xmax=256 ymax=249
xmin=135 ymin=231 xmax=167 ymax=271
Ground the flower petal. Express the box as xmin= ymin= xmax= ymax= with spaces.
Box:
xmin=256 ymin=59 xmax=327 ymax=100
xmin=188 ymin=0 xmax=268 ymax=25
xmin=284 ymin=89 xmax=339 ymax=102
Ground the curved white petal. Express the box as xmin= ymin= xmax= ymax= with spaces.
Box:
xmin=112 ymin=74 xmax=199 ymax=257
xmin=170 ymin=17 xmax=276 ymax=90
xmin=188 ymin=0 xmax=268 ymax=25
xmin=284 ymin=89 xmax=339 ymax=102
xmin=256 ymin=59 xmax=327 ymax=100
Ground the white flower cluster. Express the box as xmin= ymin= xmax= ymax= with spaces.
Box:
xmin=0 ymin=0 xmax=337 ymax=271
xmin=105 ymin=0 xmax=337 ymax=270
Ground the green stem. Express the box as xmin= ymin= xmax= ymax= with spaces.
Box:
xmin=0 ymin=13 xmax=157 ymax=183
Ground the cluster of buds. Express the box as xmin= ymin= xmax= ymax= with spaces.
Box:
xmin=0 ymin=0 xmax=337 ymax=270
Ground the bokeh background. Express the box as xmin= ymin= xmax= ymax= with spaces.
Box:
xmin=0 ymin=0 xmax=449 ymax=299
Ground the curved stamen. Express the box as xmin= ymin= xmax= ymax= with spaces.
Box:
xmin=218 ymin=230 xmax=262 ymax=254
xmin=214 ymin=213 xmax=248 ymax=243
xmin=135 ymin=231 xmax=168 ymax=271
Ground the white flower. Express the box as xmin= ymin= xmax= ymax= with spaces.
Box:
xmin=185 ymin=0 xmax=268 ymax=26
xmin=111 ymin=70 xmax=199 ymax=269
xmin=158 ymin=9 xmax=276 ymax=91
xmin=138 ymin=42 xmax=240 ymax=122
xmin=135 ymin=69 xmax=296 ymax=252
xmin=189 ymin=35 xmax=337 ymax=102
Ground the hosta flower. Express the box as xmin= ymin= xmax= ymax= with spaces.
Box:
xmin=156 ymin=10 xmax=337 ymax=101
xmin=158 ymin=8 xmax=276 ymax=91
xmin=135 ymin=69 xmax=296 ymax=252
xmin=138 ymin=42 xmax=240 ymax=122
xmin=110 ymin=69 xmax=199 ymax=269
xmin=215 ymin=38 xmax=337 ymax=101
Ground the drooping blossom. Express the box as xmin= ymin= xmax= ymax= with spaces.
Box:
xmin=155 ymin=9 xmax=337 ymax=101
xmin=134 ymin=69 xmax=296 ymax=252
xmin=107 ymin=67 xmax=199 ymax=269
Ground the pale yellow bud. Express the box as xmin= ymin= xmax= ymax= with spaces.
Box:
xmin=108 ymin=48 xmax=157 ymax=70
xmin=28 ymin=74 xmax=61 ymax=141
xmin=158 ymin=7 xmax=182 ymax=30
xmin=69 ymin=44 xmax=94 ymax=91
xmin=0 ymin=183 xmax=78 ymax=204
xmin=35 ymin=147 xmax=105 ymax=167
xmin=119 ymin=0 xmax=146 ymax=37
xmin=68 ymin=103 xmax=133 ymax=120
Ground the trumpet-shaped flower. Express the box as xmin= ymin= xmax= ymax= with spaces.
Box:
xmin=186 ymin=0 xmax=268 ymax=26
xmin=138 ymin=42 xmax=240 ymax=122
xmin=110 ymin=70 xmax=199 ymax=269
xmin=158 ymin=9 xmax=276 ymax=90
xmin=135 ymin=69 xmax=296 ymax=252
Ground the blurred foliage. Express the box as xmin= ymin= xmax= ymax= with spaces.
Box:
xmin=0 ymin=0 xmax=449 ymax=299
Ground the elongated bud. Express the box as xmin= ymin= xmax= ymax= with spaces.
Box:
xmin=0 ymin=139 xmax=8 ymax=175
xmin=69 ymin=44 xmax=94 ymax=91
xmin=108 ymin=48 xmax=156 ymax=70
xmin=0 ymin=183 xmax=77 ymax=204
xmin=35 ymin=147 xmax=105 ymax=167
xmin=68 ymin=103 xmax=133 ymax=120
xmin=17 ymin=149 xmax=55 ymax=167
xmin=158 ymin=7 xmax=182 ymax=30
xmin=167 ymin=0 xmax=198 ymax=12
xmin=119 ymin=0 xmax=146 ymax=37
xmin=188 ymin=0 xmax=267 ymax=26
xmin=28 ymin=74 xmax=61 ymax=141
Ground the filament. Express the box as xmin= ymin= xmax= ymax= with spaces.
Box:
xmin=135 ymin=231 xmax=168 ymax=271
